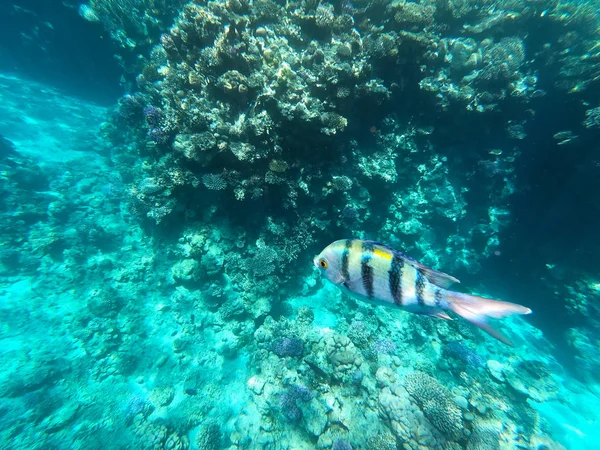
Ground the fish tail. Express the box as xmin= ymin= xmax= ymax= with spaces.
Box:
xmin=445 ymin=291 xmax=532 ymax=346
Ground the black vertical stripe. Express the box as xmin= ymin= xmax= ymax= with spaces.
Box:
xmin=389 ymin=252 xmax=404 ymax=305
xmin=416 ymin=270 xmax=426 ymax=306
xmin=435 ymin=288 xmax=443 ymax=307
xmin=341 ymin=239 xmax=352 ymax=282
xmin=361 ymin=241 xmax=375 ymax=299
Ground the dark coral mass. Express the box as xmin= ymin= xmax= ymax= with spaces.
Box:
xmin=0 ymin=0 xmax=599 ymax=449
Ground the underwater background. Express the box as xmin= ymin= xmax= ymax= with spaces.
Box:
xmin=1 ymin=0 xmax=599 ymax=448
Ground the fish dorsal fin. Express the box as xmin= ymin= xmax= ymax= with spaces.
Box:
xmin=365 ymin=240 xmax=460 ymax=288
xmin=412 ymin=263 xmax=460 ymax=288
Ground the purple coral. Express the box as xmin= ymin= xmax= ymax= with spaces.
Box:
xmin=273 ymin=337 xmax=304 ymax=358
xmin=147 ymin=127 xmax=170 ymax=144
xmin=125 ymin=394 xmax=154 ymax=423
xmin=142 ymin=106 xmax=171 ymax=144
xmin=349 ymin=369 xmax=364 ymax=385
xmin=333 ymin=439 xmax=353 ymax=450
xmin=443 ymin=341 xmax=483 ymax=368
xmin=342 ymin=205 xmax=359 ymax=221
xmin=143 ymin=105 xmax=163 ymax=128
xmin=279 ymin=384 xmax=313 ymax=422
xmin=371 ymin=338 xmax=396 ymax=355
xmin=117 ymin=93 xmax=145 ymax=120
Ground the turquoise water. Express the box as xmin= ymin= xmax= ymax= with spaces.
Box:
xmin=2 ymin=1 xmax=600 ymax=449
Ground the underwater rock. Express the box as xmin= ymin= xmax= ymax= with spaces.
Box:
xmin=171 ymin=259 xmax=202 ymax=286
xmin=302 ymin=397 xmax=329 ymax=437
xmin=504 ymin=360 xmax=559 ymax=402
xmin=325 ymin=334 xmax=363 ymax=382
xmin=215 ymin=329 xmax=242 ymax=358
xmin=247 ymin=375 xmax=266 ymax=395
xmin=86 ymin=288 xmax=123 ymax=318
xmin=453 ymin=395 xmax=469 ymax=410
xmin=5 ymin=0 xmax=600 ymax=448
xmin=43 ymin=402 xmax=80 ymax=433
xmin=249 ymin=296 xmax=271 ymax=319
xmin=375 ymin=367 xmax=397 ymax=389
xmin=164 ymin=432 xmax=190 ymax=450
xmin=125 ymin=394 xmax=155 ymax=423
xmin=149 ymin=386 xmax=175 ymax=407
xmin=486 ymin=359 xmax=505 ymax=382
xmin=379 ymin=382 xmax=447 ymax=450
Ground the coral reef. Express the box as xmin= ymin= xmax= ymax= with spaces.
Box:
xmin=2 ymin=0 xmax=600 ymax=447
xmin=96 ymin=0 xmax=600 ymax=296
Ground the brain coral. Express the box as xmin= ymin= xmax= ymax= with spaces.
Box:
xmin=404 ymin=371 xmax=463 ymax=440
xmin=378 ymin=382 xmax=448 ymax=450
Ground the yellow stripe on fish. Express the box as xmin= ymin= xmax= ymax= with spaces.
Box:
xmin=372 ymin=247 xmax=393 ymax=261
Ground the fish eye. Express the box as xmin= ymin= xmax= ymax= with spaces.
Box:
xmin=319 ymin=258 xmax=328 ymax=269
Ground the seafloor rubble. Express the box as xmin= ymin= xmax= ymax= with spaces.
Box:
xmin=0 ymin=122 xmax=580 ymax=447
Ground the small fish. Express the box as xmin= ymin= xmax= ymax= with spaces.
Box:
xmin=314 ymin=239 xmax=532 ymax=346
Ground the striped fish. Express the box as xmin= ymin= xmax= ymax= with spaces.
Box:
xmin=314 ymin=239 xmax=532 ymax=346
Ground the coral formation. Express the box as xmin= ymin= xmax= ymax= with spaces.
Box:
xmin=272 ymin=337 xmax=304 ymax=358
xmin=1 ymin=0 xmax=600 ymax=447
xmin=279 ymin=384 xmax=313 ymax=422
xmin=404 ymin=371 xmax=463 ymax=440
xmin=95 ymin=0 xmax=600 ymax=292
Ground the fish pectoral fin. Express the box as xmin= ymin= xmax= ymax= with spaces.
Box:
xmin=428 ymin=311 xmax=453 ymax=320
xmin=411 ymin=309 xmax=453 ymax=320
xmin=334 ymin=274 xmax=348 ymax=286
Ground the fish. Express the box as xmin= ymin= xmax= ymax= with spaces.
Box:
xmin=314 ymin=239 xmax=532 ymax=346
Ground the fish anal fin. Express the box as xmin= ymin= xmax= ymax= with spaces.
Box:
xmin=472 ymin=318 xmax=514 ymax=347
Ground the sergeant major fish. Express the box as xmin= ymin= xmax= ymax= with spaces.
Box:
xmin=314 ymin=239 xmax=532 ymax=346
